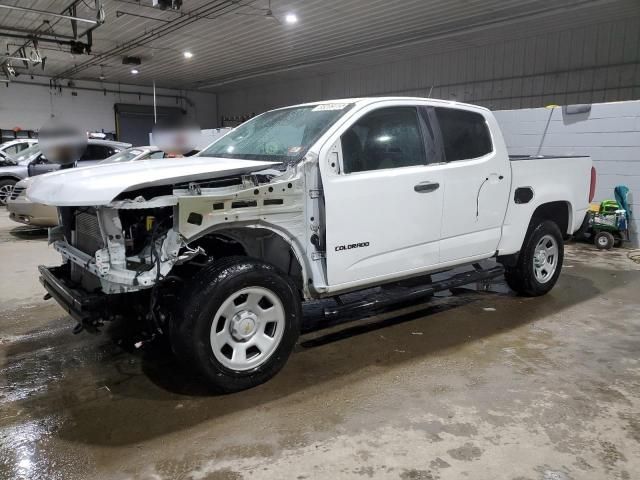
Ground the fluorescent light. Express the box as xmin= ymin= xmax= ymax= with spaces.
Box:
xmin=284 ymin=13 xmax=298 ymax=24
xmin=183 ymin=51 xmax=193 ymax=59
xmin=130 ymin=68 xmax=139 ymax=74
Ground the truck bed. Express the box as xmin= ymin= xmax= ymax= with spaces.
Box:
xmin=509 ymin=155 xmax=590 ymax=161
xmin=497 ymin=154 xmax=592 ymax=255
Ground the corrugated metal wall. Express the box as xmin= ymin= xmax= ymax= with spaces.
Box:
xmin=495 ymin=101 xmax=640 ymax=246
xmin=217 ymin=17 xmax=640 ymax=117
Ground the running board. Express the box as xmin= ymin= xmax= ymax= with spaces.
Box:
xmin=323 ymin=265 xmax=505 ymax=318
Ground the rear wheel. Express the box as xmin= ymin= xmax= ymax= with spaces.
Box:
xmin=504 ymin=220 xmax=564 ymax=297
xmin=0 ymin=179 xmax=16 ymax=206
xmin=614 ymin=235 xmax=623 ymax=248
xmin=171 ymin=257 xmax=301 ymax=393
xmin=594 ymin=231 xmax=615 ymax=250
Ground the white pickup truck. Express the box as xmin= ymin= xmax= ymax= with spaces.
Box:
xmin=29 ymin=97 xmax=595 ymax=392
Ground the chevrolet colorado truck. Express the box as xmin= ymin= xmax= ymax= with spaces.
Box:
xmin=28 ymin=97 xmax=595 ymax=392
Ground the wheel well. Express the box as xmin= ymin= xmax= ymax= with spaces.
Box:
xmin=0 ymin=175 xmax=20 ymax=183
xmin=529 ymin=201 xmax=571 ymax=237
xmin=189 ymin=228 xmax=304 ymax=294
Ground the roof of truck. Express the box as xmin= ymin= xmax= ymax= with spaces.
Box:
xmin=290 ymin=96 xmax=490 ymax=111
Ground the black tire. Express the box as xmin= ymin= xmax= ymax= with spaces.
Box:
xmin=170 ymin=257 xmax=301 ymax=393
xmin=614 ymin=235 xmax=623 ymax=248
xmin=504 ymin=220 xmax=564 ymax=297
xmin=594 ymin=231 xmax=615 ymax=250
xmin=0 ymin=178 xmax=16 ymax=206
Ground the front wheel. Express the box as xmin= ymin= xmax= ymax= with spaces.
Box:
xmin=594 ymin=231 xmax=615 ymax=250
xmin=0 ymin=179 xmax=16 ymax=206
xmin=504 ymin=220 xmax=564 ymax=297
xmin=171 ymin=257 xmax=301 ymax=393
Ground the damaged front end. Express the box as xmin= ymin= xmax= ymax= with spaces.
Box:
xmin=40 ymin=198 xmax=195 ymax=333
xmin=38 ymin=165 xmax=307 ymax=335
xmin=50 ymin=202 xmax=184 ymax=294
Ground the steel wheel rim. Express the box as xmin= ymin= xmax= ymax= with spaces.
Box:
xmin=532 ymin=234 xmax=558 ymax=284
xmin=210 ymin=286 xmax=285 ymax=371
xmin=597 ymin=235 xmax=609 ymax=247
xmin=0 ymin=184 xmax=13 ymax=205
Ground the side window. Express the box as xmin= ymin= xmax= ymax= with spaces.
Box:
xmin=4 ymin=145 xmax=19 ymax=156
xmin=79 ymin=145 xmax=97 ymax=161
xmin=341 ymin=107 xmax=427 ymax=173
xmin=80 ymin=145 xmax=118 ymax=161
xmin=148 ymin=151 xmax=166 ymax=159
xmin=435 ymin=107 xmax=492 ymax=161
xmin=35 ymin=154 xmax=49 ymax=164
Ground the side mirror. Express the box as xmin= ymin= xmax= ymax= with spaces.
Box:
xmin=27 ymin=160 xmax=35 ymax=177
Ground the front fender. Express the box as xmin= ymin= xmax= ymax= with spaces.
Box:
xmin=176 ymin=176 xmax=311 ymax=296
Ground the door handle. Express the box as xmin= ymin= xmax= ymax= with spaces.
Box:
xmin=414 ymin=181 xmax=440 ymax=193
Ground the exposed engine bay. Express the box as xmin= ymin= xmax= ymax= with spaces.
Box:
xmin=41 ymin=166 xmax=308 ymax=335
xmin=48 ymin=166 xmax=309 ymax=296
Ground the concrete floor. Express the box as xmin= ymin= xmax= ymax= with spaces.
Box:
xmin=0 ymin=209 xmax=639 ymax=480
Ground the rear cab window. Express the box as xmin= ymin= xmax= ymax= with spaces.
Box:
xmin=435 ymin=107 xmax=493 ymax=161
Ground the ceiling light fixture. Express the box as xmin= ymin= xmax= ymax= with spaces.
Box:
xmin=183 ymin=51 xmax=193 ymax=59
xmin=130 ymin=68 xmax=139 ymax=75
xmin=284 ymin=13 xmax=298 ymax=24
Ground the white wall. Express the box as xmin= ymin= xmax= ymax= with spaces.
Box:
xmin=494 ymin=101 xmax=640 ymax=246
xmin=0 ymin=76 xmax=218 ymax=135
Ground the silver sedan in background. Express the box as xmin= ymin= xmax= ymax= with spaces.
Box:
xmin=0 ymin=139 xmax=132 ymax=205
xmin=7 ymin=146 xmax=165 ymax=227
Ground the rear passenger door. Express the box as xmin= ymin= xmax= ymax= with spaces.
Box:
xmin=322 ymin=104 xmax=445 ymax=288
xmin=435 ymin=107 xmax=511 ymax=263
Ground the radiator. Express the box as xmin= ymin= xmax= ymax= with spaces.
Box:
xmin=74 ymin=210 xmax=104 ymax=255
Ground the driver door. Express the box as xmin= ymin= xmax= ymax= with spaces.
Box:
xmin=322 ymin=105 xmax=445 ymax=288
xmin=27 ymin=155 xmax=60 ymax=176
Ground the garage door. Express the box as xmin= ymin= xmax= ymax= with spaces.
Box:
xmin=114 ymin=103 xmax=185 ymax=146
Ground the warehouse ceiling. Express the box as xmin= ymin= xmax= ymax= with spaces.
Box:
xmin=1 ymin=0 xmax=639 ymax=91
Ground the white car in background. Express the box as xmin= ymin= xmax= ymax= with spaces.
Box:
xmin=0 ymin=138 xmax=38 ymax=157
xmin=8 ymin=146 xmax=165 ymax=227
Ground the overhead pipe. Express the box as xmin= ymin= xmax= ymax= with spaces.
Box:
xmin=0 ymin=4 xmax=99 ymax=25
xmin=115 ymin=10 xmax=171 ymax=23
xmin=7 ymin=78 xmax=194 ymax=106
xmin=0 ymin=24 xmax=76 ymax=41
xmin=0 ymin=0 xmax=103 ymax=82
xmin=0 ymin=31 xmax=89 ymax=48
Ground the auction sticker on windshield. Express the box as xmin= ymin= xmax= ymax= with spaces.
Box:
xmin=312 ymin=103 xmax=349 ymax=111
